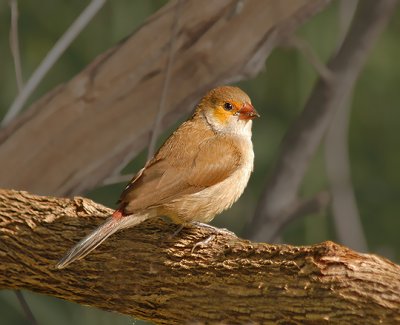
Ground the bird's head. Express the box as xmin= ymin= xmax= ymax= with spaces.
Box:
xmin=196 ymin=86 xmax=259 ymax=135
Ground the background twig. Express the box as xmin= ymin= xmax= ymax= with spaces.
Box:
xmin=9 ymin=2 xmax=38 ymax=322
xmin=14 ymin=291 xmax=38 ymax=325
xmin=9 ymin=1 xmax=39 ymax=322
xmin=1 ymin=0 xmax=107 ymax=127
xmin=9 ymin=0 xmax=24 ymax=92
xmin=281 ymin=35 xmax=333 ymax=82
xmin=262 ymin=191 xmax=331 ymax=243
xmin=147 ymin=0 xmax=182 ymax=160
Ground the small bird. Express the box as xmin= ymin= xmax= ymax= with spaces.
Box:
xmin=57 ymin=86 xmax=259 ymax=269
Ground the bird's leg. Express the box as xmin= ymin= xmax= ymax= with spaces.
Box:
xmin=191 ymin=222 xmax=237 ymax=237
xmin=190 ymin=222 xmax=237 ymax=253
xmin=168 ymin=223 xmax=186 ymax=239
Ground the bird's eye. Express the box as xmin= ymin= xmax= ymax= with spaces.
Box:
xmin=224 ymin=102 xmax=233 ymax=111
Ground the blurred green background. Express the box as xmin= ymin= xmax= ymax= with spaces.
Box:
xmin=1 ymin=1 xmax=399 ymax=324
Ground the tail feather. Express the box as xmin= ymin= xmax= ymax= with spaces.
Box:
xmin=56 ymin=213 xmax=149 ymax=269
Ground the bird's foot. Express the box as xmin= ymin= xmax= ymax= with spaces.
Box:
xmin=191 ymin=235 xmax=215 ymax=253
xmin=168 ymin=224 xmax=186 ymax=239
xmin=191 ymin=222 xmax=237 ymax=237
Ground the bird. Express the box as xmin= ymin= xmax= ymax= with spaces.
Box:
xmin=56 ymin=85 xmax=259 ymax=269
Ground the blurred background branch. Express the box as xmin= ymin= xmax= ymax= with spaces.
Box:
xmin=324 ymin=0 xmax=367 ymax=252
xmin=103 ymin=0 xmax=183 ymax=186
xmin=0 ymin=0 xmax=329 ymax=196
xmin=246 ymin=0 xmax=398 ymax=244
xmin=267 ymin=191 xmax=331 ymax=243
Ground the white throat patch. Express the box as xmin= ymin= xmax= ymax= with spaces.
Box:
xmin=203 ymin=110 xmax=253 ymax=138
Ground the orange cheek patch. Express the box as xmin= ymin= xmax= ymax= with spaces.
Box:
xmin=213 ymin=107 xmax=231 ymax=125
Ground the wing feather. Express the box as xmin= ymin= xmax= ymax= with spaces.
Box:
xmin=118 ymin=118 xmax=242 ymax=214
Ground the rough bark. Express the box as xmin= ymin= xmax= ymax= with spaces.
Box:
xmin=0 ymin=0 xmax=330 ymax=196
xmin=1 ymin=189 xmax=399 ymax=325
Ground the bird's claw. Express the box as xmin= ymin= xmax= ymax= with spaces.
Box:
xmin=191 ymin=235 xmax=215 ymax=253
xmin=191 ymin=222 xmax=237 ymax=237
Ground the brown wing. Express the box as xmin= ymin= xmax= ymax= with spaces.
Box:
xmin=187 ymin=136 xmax=241 ymax=187
xmin=119 ymin=133 xmax=241 ymax=214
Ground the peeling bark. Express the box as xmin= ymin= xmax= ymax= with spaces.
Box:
xmin=1 ymin=189 xmax=399 ymax=324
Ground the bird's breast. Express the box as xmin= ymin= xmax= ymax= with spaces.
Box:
xmin=169 ymin=136 xmax=254 ymax=223
xmin=212 ymin=138 xmax=254 ymax=213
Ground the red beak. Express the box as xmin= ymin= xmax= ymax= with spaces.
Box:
xmin=238 ymin=103 xmax=260 ymax=120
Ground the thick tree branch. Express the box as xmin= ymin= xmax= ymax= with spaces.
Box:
xmin=0 ymin=0 xmax=330 ymax=196
xmin=0 ymin=189 xmax=399 ymax=324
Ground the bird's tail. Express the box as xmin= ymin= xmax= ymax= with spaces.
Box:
xmin=56 ymin=212 xmax=150 ymax=269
